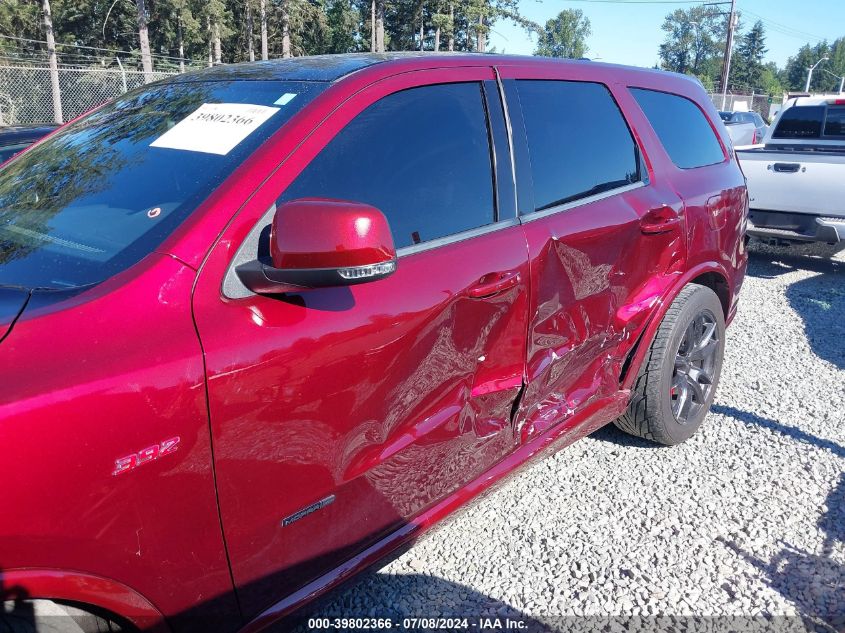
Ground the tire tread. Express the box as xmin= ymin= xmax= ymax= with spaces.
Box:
xmin=614 ymin=284 xmax=721 ymax=445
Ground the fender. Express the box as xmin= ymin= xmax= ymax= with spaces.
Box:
xmin=620 ymin=260 xmax=732 ymax=393
xmin=0 ymin=568 xmax=168 ymax=633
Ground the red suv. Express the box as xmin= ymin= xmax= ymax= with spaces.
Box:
xmin=0 ymin=54 xmax=747 ymax=632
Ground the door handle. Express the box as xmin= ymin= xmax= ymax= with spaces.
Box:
xmin=640 ymin=205 xmax=681 ymax=235
xmin=467 ymin=270 xmax=521 ymax=299
xmin=772 ymin=162 xmax=801 ymax=173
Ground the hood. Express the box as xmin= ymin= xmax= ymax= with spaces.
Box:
xmin=0 ymin=287 xmax=29 ymax=341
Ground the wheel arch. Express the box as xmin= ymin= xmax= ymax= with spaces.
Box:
xmin=620 ymin=262 xmax=732 ymax=392
xmin=688 ymin=270 xmax=730 ymax=320
xmin=0 ymin=568 xmax=169 ymax=632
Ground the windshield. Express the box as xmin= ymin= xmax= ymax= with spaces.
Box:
xmin=0 ymin=79 xmax=323 ymax=290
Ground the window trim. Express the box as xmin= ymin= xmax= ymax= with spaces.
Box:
xmin=493 ymin=68 xmax=519 ymax=216
xmin=519 ymin=181 xmax=645 ymax=224
xmin=510 ymin=78 xmax=648 ymax=216
xmin=628 ymin=85 xmax=728 ymax=170
xmin=397 ymin=216 xmax=521 ymax=257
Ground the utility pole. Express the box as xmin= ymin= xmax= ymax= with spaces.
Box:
xmin=719 ymin=0 xmax=737 ymax=111
xmin=260 ymin=0 xmax=268 ymax=60
xmin=246 ymin=1 xmax=255 ymax=62
xmin=41 ymin=0 xmax=63 ymax=124
xmin=135 ymin=0 xmax=153 ymax=83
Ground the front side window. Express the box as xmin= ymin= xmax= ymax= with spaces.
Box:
xmin=0 ymin=79 xmax=323 ymax=289
xmin=280 ymin=82 xmax=495 ymax=250
xmin=516 ymin=80 xmax=641 ymax=213
xmin=631 ymin=88 xmax=725 ymax=169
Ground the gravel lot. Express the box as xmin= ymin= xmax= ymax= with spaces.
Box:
xmin=298 ymin=242 xmax=845 ymax=631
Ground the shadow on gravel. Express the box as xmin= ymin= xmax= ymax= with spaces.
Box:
xmin=746 ymin=241 xmax=845 ymax=370
xmin=1 ymin=575 xmax=35 ymax=633
xmin=710 ymin=405 xmax=845 ymax=459
xmin=588 ymin=424 xmax=660 ymax=449
xmin=718 ymin=475 xmax=845 ymax=631
xmin=746 ymin=240 xmax=844 ymax=280
xmin=286 ymin=572 xmax=552 ymax=632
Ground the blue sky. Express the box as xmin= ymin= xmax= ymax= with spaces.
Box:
xmin=487 ymin=0 xmax=845 ymax=69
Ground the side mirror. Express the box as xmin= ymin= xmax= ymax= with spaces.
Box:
xmin=236 ymin=198 xmax=397 ymax=295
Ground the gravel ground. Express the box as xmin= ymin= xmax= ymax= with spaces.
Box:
xmin=297 ymin=241 xmax=845 ymax=631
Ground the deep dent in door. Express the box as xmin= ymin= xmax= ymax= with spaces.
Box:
xmin=516 ymin=192 xmax=686 ymax=443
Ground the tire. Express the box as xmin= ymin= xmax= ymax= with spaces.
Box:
xmin=614 ymin=283 xmax=726 ymax=445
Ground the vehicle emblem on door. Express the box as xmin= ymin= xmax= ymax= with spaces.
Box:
xmin=281 ymin=494 xmax=336 ymax=527
xmin=112 ymin=437 xmax=181 ymax=475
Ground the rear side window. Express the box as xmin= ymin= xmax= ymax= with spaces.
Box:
xmin=773 ymin=106 xmax=824 ymax=139
xmin=631 ymin=88 xmax=724 ymax=169
xmin=515 ymin=80 xmax=641 ymax=213
xmin=280 ymin=82 xmax=494 ymax=249
xmin=823 ymin=106 xmax=845 ymax=137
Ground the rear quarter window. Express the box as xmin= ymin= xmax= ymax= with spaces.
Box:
xmin=630 ymin=88 xmax=725 ymax=169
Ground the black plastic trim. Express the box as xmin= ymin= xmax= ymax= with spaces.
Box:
xmin=235 ymin=258 xmax=397 ymax=295
xmin=499 ymin=79 xmax=535 ymax=217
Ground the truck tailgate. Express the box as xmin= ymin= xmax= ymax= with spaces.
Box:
xmin=738 ymin=149 xmax=845 ymax=218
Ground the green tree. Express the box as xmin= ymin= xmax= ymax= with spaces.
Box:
xmin=534 ymin=8 xmax=590 ymax=58
xmin=326 ymin=0 xmax=362 ymax=53
xmin=0 ymin=1 xmax=42 ymax=53
xmin=784 ymin=42 xmax=831 ymax=92
xmin=730 ymin=20 xmax=767 ymax=92
xmin=658 ymin=5 xmax=725 ymax=84
xmin=759 ymin=62 xmax=784 ymax=96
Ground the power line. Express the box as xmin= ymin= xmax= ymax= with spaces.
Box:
xmin=0 ymin=33 xmax=202 ymax=64
xmin=741 ymin=9 xmax=832 ymax=44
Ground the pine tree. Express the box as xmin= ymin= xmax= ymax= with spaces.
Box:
xmin=730 ymin=20 xmax=767 ymax=92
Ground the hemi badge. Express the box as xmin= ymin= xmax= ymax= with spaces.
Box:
xmin=281 ymin=494 xmax=336 ymax=527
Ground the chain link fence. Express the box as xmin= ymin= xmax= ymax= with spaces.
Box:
xmin=0 ymin=65 xmax=178 ymax=125
xmin=706 ymin=92 xmax=779 ymax=120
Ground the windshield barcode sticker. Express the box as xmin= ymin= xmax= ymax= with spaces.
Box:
xmin=150 ymin=103 xmax=279 ymax=156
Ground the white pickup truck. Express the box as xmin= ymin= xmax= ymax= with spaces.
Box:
xmin=737 ymin=96 xmax=845 ymax=246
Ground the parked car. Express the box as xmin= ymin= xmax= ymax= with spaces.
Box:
xmin=0 ymin=123 xmax=57 ymax=163
xmin=719 ymin=116 xmax=757 ymax=147
xmin=0 ymin=53 xmax=747 ymax=632
xmin=737 ymin=96 xmax=845 ymax=246
xmin=719 ymin=110 xmax=768 ymax=146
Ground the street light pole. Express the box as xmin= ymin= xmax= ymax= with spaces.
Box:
xmin=804 ymin=56 xmax=829 ymax=93
xmin=719 ymin=0 xmax=738 ymax=110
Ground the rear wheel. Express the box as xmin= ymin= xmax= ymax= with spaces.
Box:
xmin=614 ymin=283 xmax=725 ymax=445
